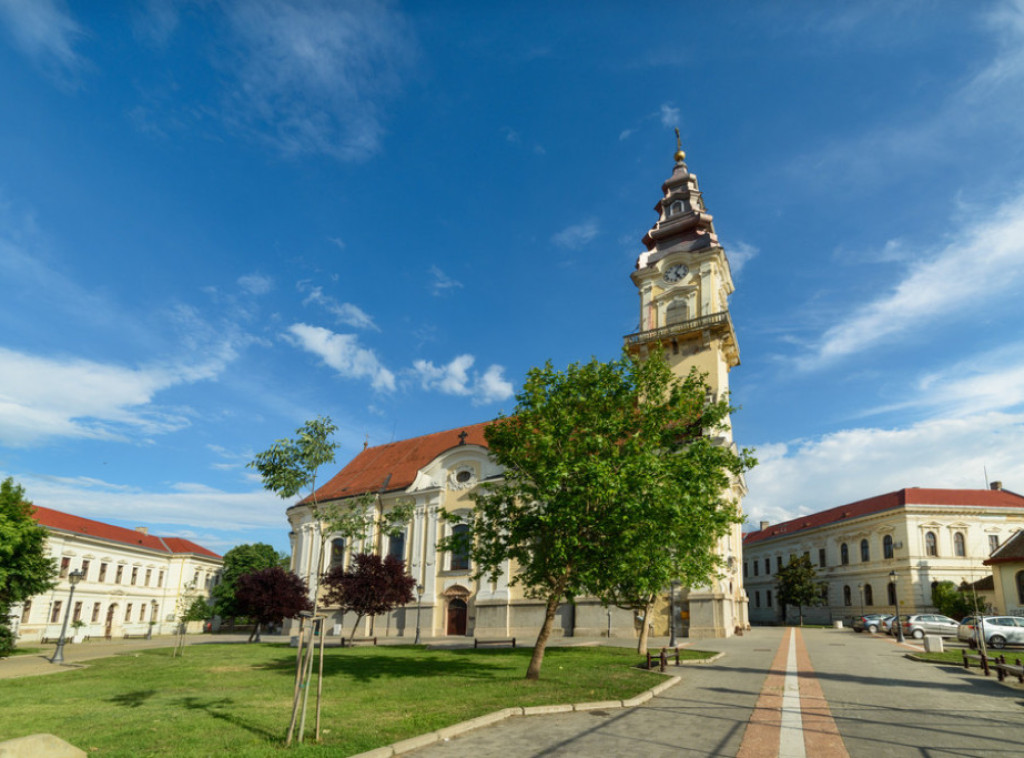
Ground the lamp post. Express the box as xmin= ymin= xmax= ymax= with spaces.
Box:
xmin=668 ymin=580 xmax=678 ymax=648
xmin=889 ymin=570 xmax=904 ymax=643
xmin=857 ymin=583 xmax=864 ymax=621
xmin=50 ymin=569 xmax=85 ymax=664
xmin=414 ymin=583 xmax=424 ymax=645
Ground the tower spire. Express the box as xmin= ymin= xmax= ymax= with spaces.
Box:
xmin=674 ymin=127 xmax=686 ymax=164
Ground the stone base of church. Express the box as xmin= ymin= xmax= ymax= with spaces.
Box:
xmin=684 ymin=592 xmax=741 ymax=640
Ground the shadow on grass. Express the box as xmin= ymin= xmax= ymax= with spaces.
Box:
xmin=107 ymin=690 xmax=158 ymax=708
xmin=257 ymin=649 xmax=508 ymax=684
xmin=176 ymin=696 xmax=281 ymax=742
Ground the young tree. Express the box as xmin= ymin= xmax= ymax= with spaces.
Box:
xmin=325 ymin=492 xmax=415 ymax=556
xmin=248 ymin=416 xmax=338 ymax=605
xmin=443 ymin=350 xmax=754 ymax=680
xmin=0 ymin=478 xmax=57 ymax=655
xmin=321 ymin=553 xmax=415 ymax=642
xmin=235 ymin=567 xmax=313 ymax=642
xmin=775 ymin=555 xmax=826 ymax=625
xmin=212 ymin=543 xmax=288 ymax=621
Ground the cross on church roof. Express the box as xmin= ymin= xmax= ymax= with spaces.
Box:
xmin=458 ymin=430 xmax=468 ymax=445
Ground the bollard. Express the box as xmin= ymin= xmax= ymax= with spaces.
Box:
xmin=962 ymin=649 xmax=970 ymax=670
xmin=659 ymin=648 xmax=667 ymax=673
xmin=982 ymin=652 xmax=990 ymax=676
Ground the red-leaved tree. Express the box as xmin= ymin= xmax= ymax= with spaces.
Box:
xmin=322 ymin=553 xmax=416 ymax=642
xmin=235 ymin=567 xmax=313 ymax=642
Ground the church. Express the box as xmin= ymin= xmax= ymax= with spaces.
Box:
xmin=287 ymin=141 xmax=749 ymax=640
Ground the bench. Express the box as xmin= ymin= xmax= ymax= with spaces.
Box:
xmin=993 ymin=654 xmax=1024 ymax=683
xmin=474 ymin=638 xmax=516 ymax=649
xmin=123 ymin=633 xmax=149 ymax=640
xmin=961 ymin=649 xmax=991 ymax=676
xmin=339 ymin=637 xmax=377 ymax=647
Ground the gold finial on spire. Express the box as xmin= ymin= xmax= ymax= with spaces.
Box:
xmin=674 ymin=127 xmax=686 ymax=163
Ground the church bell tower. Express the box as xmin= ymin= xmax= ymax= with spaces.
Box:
xmin=625 ymin=133 xmax=748 ymax=638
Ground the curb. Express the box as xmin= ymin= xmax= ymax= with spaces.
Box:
xmin=347 ymin=668 xmax=696 ymax=758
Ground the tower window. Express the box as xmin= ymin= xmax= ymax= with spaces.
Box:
xmin=666 ymin=299 xmax=689 ymax=326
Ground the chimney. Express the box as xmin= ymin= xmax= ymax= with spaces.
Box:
xmin=135 ymin=526 xmax=149 ymax=535
xmin=759 ymin=520 xmax=769 ymax=531
xmin=990 ymin=481 xmax=1003 ymax=491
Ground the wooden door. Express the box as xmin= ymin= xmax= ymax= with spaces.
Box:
xmin=446 ymin=599 xmax=467 ymax=636
xmin=105 ymin=604 xmax=116 ymax=639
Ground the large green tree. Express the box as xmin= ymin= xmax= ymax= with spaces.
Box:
xmin=931 ymin=581 xmax=974 ymax=620
xmin=442 ymin=350 xmax=754 ymax=680
xmin=212 ymin=543 xmax=287 ymax=620
xmin=775 ymin=555 xmax=826 ymax=625
xmin=0 ymin=478 xmax=57 ymax=655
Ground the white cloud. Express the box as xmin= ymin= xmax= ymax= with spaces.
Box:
xmin=619 ymin=128 xmax=635 ymax=141
xmin=800 ymin=192 xmax=1024 ymax=369
xmin=286 ymin=322 xmax=395 ymax=391
xmin=327 ymin=236 xmax=346 ymax=250
xmin=7 ymin=471 xmax=285 ymax=538
xmin=429 ymin=265 xmax=463 ymax=296
xmin=238 ymin=272 xmax=273 ymax=295
xmin=744 ymin=412 xmax=1024 ymax=529
xmin=0 ymin=347 xmax=230 ymax=447
xmin=300 ymin=285 xmax=378 ymax=330
xmin=552 ymin=219 xmax=600 ymax=250
xmin=727 ymin=240 xmax=758 ymax=276
xmin=219 ymin=0 xmax=416 ymax=162
xmin=0 ymin=0 xmax=88 ymax=85
xmin=659 ymin=103 xmax=680 ymax=128
xmin=413 ymin=355 xmax=514 ymax=405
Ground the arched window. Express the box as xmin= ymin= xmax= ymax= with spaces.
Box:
xmin=840 ymin=543 xmax=849 ymax=565
xmin=843 ymin=585 xmax=852 ymax=606
xmin=883 ymin=535 xmax=894 ymax=559
xmin=888 ymin=581 xmax=896 ymax=605
xmin=954 ymin=532 xmax=966 ymax=557
xmin=330 ymin=538 xmax=345 ymax=568
xmin=450 ymin=524 xmax=470 ymax=571
xmin=666 ymin=299 xmax=689 ymax=325
xmin=1017 ymin=571 xmax=1024 ymax=605
xmin=860 ymin=539 xmax=870 ymax=562
xmin=925 ymin=531 xmax=938 ymax=557
xmin=864 ymin=584 xmax=873 ymax=606
xmin=388 ymin=531 xmax=406 ymax=561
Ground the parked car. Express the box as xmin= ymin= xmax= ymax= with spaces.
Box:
xmin=883 ymin=615 xmax=909 ymax=635
xmin=961 ymin=616 xmax=1024 ymax=649
xmin=853 ymin=614 xmax=889 ymax=633
xmin=902 ymin=614 xmax=960 ymax=639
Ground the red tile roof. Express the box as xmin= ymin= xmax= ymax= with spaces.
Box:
xmin=984 ymin=529 xmax=1024 ymax=565
xmin=31 ymin=505 xmax=222 ymax=559
xmin=299 ymin=420 xmax=493 ymax=505
xmin=743 ymin=488 xmax=1024 ymax=547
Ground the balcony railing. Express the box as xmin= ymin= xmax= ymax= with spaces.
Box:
xmin=624 ymin=311 xmax=734 ymax=346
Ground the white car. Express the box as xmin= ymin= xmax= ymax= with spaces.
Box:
xmin=961 ymin=616 xmax=1024 ymax=649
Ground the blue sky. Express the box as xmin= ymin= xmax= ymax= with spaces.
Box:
xmin=2 ymin=1 xmax=1024 ymax=557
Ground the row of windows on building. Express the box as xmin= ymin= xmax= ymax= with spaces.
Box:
xmin=744 ymin=532 xmax=995 ymax=579
xmin=22 ymin=597 xmax=161 ymax=626
xmin=751 ymin=581 xmax=901 ymax=610
xmin=327 ymin=524 xmax=471 ymax=572
xmin=58 ymin=557 xmax=217 ymax=590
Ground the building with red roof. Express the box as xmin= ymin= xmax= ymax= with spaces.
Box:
xmin=743 ymin=484 xmax=1024 ymax=624
xmin=13 ymin=505 xmax=222 ymax=644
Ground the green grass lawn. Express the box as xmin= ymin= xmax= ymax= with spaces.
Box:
xmin=912 ymin=650 xmax=969 ymax=664
xmin=0 ymin=643 xmax=707 ymax=756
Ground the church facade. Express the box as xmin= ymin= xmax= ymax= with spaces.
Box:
xmin=286 ymin=144 xmax=748 ymax=640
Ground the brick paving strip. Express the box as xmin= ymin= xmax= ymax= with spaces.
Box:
xmin=737 ymin=627 xmax=848 ymax=758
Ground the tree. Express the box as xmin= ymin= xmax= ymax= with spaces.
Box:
xmin=775 ymin=555 xmax=826 ymax=625
xmin=442 ymin=350 xmax=754 ymax=679
xmin=931 ymin=581 xmax=973 ymax=621
xmin=235 ymin=567 xmax=313 ymax=642
xmin=249 ymin=416 xmax=338 ymax=603
xmin=325 ymin=491 xmax=415 ymax=556
xmin=0 ymin=478 xmax=57 ymax=656
xmin=321 ymin=553 xmax=415 ymax=642
xmin=173 ymin=596 xmax=212 ymax=657
xmin=212 ymin=543 xmax=287 ymax=620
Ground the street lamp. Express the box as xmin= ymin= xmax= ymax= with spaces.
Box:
xmin=889 ymin=570 xmax=905 ymax=643
xmin=50 ymin=569 xmax=85 ymax=664
xmin=857 ymin=583 xmax=864 ymax=621
xmin=414 ymin=583 xmax=424 ymax=645
xmin=668 ymin=580 xmax=679 ymax=648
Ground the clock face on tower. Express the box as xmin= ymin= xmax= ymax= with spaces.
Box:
xmin=663 ymin=263 xmax=688 ymax=283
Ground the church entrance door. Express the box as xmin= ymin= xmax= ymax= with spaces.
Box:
xmin=446 ymin=599 xmax=467 ymax=636
xmin=105 ymin=604 xmax=117 ymax=640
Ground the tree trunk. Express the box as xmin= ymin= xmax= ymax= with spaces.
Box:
xmin=526 ymin=594 xmax=562 ymax=680
xmin=349 ymin=613 xmax=364 ymax=643
xmin=248 ymin=621 xmax=260 ymax=643
xmin=798 ymin=607 xmax=804 ymax=627
xmin=636 ymin=600 xmax=653 ymax=655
